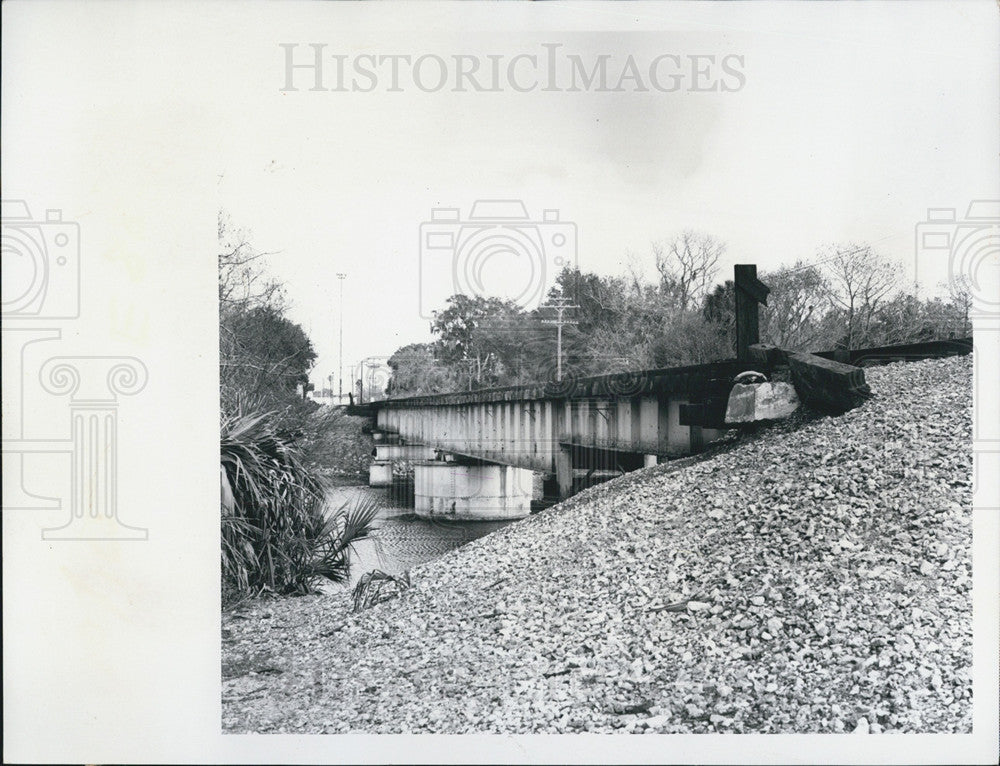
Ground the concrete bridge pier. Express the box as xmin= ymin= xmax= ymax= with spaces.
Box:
xmin=555 ymin=447 xmax=573 ymax=501
xmin=368 ymin=460 xmax=393 ymax=487
xmin=368 ymin=438 xmax=438 ymax=488
xmin=413 ymin=459 xmax=534 ymax=521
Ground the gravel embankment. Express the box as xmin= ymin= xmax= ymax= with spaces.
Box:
xmin=222 ymin=355 xmax=973 ymax=734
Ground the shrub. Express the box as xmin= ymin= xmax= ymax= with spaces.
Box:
xmin=352 ymin=570 xmax=411 ymax=612
xmin=299 ymin=405 xmax=374 ymax=482
xmin=220 ymin=407 xmax=378 ymax=601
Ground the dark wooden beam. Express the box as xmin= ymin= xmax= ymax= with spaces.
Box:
xmin=734 ymin=265 xmax=770 ymax=362
xmin=813 ymin=337 xmax=973 ymax=367
xmin=748 ymin=343 xmax=788 ymax=368
xmin=787 ymin=351 xmax=872 ymax=413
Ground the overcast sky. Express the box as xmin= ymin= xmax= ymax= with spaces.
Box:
xmin=214 ymin=2 xmax=999 ymax=391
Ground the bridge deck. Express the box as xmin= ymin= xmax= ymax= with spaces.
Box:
xmin=369 ymin=359 xmax=757 ymax=482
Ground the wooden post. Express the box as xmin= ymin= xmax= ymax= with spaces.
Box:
xmin=689 ymin=424 xmax=705 ymax=452
xmin=734 ymin=264 xmax=770 ymax=361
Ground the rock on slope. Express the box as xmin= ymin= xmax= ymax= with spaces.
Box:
xmin=222 ymin=355 xmax=973 ymax=734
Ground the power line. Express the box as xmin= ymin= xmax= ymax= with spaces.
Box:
xmin=783 ymin=236 xmax=899 ymax=275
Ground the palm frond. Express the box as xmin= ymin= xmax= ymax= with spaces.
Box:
xmin=220 ymin=404 xmax=377 ymax=599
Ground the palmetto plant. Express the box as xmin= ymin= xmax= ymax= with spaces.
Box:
xmin=220 ymin=407 xmax=379 ymax=599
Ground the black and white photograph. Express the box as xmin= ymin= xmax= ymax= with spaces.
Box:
xmin=3 ymin=1 xmax=999 ymax=763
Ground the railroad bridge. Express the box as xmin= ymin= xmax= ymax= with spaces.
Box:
xmin=352 ymin=358 xmax=758 ymax=515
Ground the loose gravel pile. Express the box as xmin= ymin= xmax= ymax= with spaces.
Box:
xmin=222 ymin=355 xmax=973 ymax=734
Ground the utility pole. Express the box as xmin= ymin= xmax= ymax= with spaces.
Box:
xmin=336 ymin=273 xmax=346 ymax=403
xmin=541 ymin=298 xmax=579 ymax=381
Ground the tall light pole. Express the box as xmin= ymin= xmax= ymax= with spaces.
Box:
xmin=337 ymin=273 xmax=346 ymax=403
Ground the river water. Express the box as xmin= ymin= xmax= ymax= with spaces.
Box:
xmin=323 ymin=484 xmax=516 ymax=588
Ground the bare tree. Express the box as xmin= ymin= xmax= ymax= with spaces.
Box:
xmin=947 ymin=276 xmax=974 ymax=337
xmin=821 ymin=243 xmax=901 ymax=348
xmin=653 ymin=230 xmax=725 ymax=311
xmin=760 ymin=261 xmax=836 ymax=351
xmin=218 ymin=212 xmax=316 ymax=411
xmin=218 ymin=211 xmax=284 ymax=314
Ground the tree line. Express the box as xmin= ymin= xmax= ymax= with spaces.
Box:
xmin=216 ymin=214 xmax=971 ymax=405
xmin=385 ymin=232 xmax=971 ymax=398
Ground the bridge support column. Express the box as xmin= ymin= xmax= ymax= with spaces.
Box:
xmin=369 ymin=443 xmax=437 ymax=487
xmin=368 ymin=460 xmax=393 ymax=487
xmin=689 ymin=425 xmax=702 ymax=452
xmin=414 ymin=461 xmax=532 ymax=521
xmin=555 ymin=446 xmax=573 ymax=499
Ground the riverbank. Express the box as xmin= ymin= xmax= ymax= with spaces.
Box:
xmin=222 ymin=355 xmax=972 ymax=734
xmin=322 ymin=484 xmax=516 ymax=588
